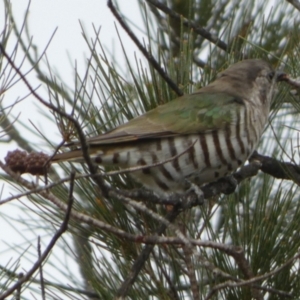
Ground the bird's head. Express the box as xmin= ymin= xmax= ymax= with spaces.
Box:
xmin=215 ymin=59 xmax=285 ymax=105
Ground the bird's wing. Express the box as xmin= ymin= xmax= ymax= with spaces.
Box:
xmin=74 ymin=92 xmax=244 ymax=146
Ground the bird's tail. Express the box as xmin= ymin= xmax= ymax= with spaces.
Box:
xmin=52 ymin=149 xmax=85 ymax=163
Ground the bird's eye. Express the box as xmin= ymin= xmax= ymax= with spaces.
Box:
xmin=267 ymin=71 xmax=275 ymax=81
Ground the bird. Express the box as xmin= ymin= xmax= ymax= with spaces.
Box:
xmin=52 ymin=59 xmax=284 ymax=197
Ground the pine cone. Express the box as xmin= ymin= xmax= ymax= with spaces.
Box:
xmin=25 ymin=152 xmax=50 ymax=175
xmin=4 ymin=150 xmax=28 ymax=174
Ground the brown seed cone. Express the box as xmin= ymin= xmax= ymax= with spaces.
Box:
xmin=4 ymin=149 xmax=28 ymax=174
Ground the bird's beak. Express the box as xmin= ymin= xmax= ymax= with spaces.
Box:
xmin=275 ymin=71 xmax=288 ymax=82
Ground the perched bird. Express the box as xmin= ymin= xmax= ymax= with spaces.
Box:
xmin=52 ymin=59 xmax=284 ymax=197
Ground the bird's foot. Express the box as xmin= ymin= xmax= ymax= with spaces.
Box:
xmin=182 ymin=180 xmax=205 ymax=208
xmin=217 ymin=175 xmax=238 ymax=194
xmin=162 ymin=181 xmax=204 ymax=209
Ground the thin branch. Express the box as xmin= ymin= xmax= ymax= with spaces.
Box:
xmin=183 ymin=246 xmax=199 ymax=300
xmin=115 ymin=207 xmax=182 ymax=298
xmin=145 ymin=0 xmax=229 ymax=52
xmin=15 ymin=273 xmax=23 ymax=300
xmin=250 ymin=151 xmax=300 ymax=185
xmin=228 ymin=247 xmax=263 ymax=300
xmin=0 ymin=172 xmax=74 ymax=300
xmin=0 ymin=264 xmax=99 ymax=298
xmin=204 ymin=251 xmax=300 ymax=300
xmin=107 ymin=0 xmax=183 ymax=96
xmin=114 ymin=193 xmax=192 ymax=246
xmin=152 ymin=254 xmax=180 ymax=300
xmin=37 ymin=236 xmax=46 ymax=300
xmin=286 ymin=0 xmax=300 ymax=11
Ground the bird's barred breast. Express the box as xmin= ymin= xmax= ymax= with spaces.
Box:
xmin=93 ymin=101 xmax=266 ymax=195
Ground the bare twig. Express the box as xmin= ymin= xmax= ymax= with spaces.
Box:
xmin=15 ymin=273 xmax=23 ymax=300
xmin=249 ymin=151 xmax=300 ymax=185
xmin=0 ymin=172 xmax=74 ymax=300
xmin=183 ymin=246 xmax=199 ymax=300
xmin=107 ymin=0 xmax=183 ymax=96
xmin=152 ymin=254 xmax=180 ymax=300
xmin=145 ymin=0 xmax=229 ymax=52
xmin=204 ymin=250 xmax=300 ymax=300
xmin=227 ymin=247 xmax=263 ymax=300
xmin=0 ymin=264 xmax=100 ymax=298
xmin=115 ymin=194 xmax=192 ymax=246
xmin=281 ymin=74 xmax=300 ymax=89
xmin=115 ymin=207 xmax=181 ymax=298
xmin=37 ymin=236 xmax=46 ymax=300
xmin=286 ymin=0 xmax=300 ymax=11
